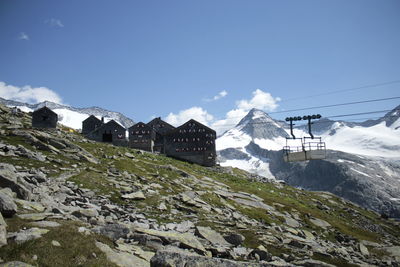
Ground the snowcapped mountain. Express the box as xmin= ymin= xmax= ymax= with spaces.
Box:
xmin=217 ymin=106 xmax=400 ymax=218
xmin=0 ymin=97 xmax=135 ymax=129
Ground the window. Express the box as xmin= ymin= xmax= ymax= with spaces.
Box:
xmin=173 ymin=138 xmax=176 ymax=142
xmin=197 ymin=138 xmax=200 ymax=141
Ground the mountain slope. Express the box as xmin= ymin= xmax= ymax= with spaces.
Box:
xmin=0 ymin=103 xmax=399 ymax=266
xmin=217 ymin=106 xmax=400 ymax=218
xmin=0 ymin=97 xmax=135 ymax=129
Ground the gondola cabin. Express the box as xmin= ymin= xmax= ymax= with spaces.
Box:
xmin=129 ymin=122 xmax=156 ymax=152
xmin=32 ymin=106 xmax=58 ymax=129
xmin=164 ymin=119 xmax=216 ymax=167
xmin=82 ymin=115 xmax=103 ymax=135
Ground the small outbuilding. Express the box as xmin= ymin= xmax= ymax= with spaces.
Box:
xmin=164 ymin=119 xmax=216 ymax=167
xmin=32 ymin=106 xmax=58 ymax=129
xmin=82 ymin=115 xmax=103 ymax=135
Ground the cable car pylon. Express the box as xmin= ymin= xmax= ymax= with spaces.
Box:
xmin=283 ymin=114 xmax=326 ymax=162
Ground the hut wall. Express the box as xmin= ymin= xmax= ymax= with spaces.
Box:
xmin=32 ymin=108 xmax=58 ymax=129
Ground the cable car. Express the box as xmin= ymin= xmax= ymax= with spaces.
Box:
xmin=283 ymin=114 xmax=326 ymax=162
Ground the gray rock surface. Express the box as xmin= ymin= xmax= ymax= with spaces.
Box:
xmin=0 ymin=191 xmax=18 ymax=217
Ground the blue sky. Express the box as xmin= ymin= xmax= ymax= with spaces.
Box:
xmin=1 ymin=0 xmax=399 ymax=132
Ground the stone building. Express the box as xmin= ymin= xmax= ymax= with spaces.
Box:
xmin=164 ymin=119 xmax=216 ymax=167
xmin=147 ymin=117 xmax=175 ymax=153
xmin=32 ymin=106 xmax=58 ymax=129
xmin=128 ymin=122 xmax=156 ymax=152
xmin=82 ymin=115 xmax=103 ymax=135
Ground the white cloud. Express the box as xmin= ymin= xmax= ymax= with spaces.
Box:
xmin=0 ymin=81 xmax=63 ymax=104
xmin=46 ymin=18 xmax=64 ymax=27
xmin=166 ymin=89 xmax=280 ymax=135
xmin=165 ymin=106 xmax=214 ymax=127
xmin=236 ymin=89 xmax=280 ymax=111
xmin=205 ymin=90 xmax=228 ymax=102
xmin=18 ymin=32 xmax=29 ymax=40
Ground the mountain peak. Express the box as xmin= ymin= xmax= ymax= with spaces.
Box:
xmin=233 ymin=108 xmax=289 ymax=140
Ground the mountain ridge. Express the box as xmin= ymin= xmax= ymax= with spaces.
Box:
xmin=0 ymin=97 xmax=135 ymax=129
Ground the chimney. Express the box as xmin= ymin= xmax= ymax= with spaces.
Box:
xmin=101 ymin=117 xmax=104 ymax=123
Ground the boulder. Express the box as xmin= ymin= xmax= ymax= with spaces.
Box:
xmin=92 ymin=223 xmax=130 ymax=240
xmin=0 ymin=213 xmax=7 ymax=247
xmin=121 ymin=191 xmax=146 ymax=200
xmin=249 ymin=245 xmax=272 ymax=261
xmin=309 ymin=218 xmax=331 ymax=229
xmin=0 ymin=191 xmax=18 ymax=217
xmin=9 ymin=228 xmax=50 ymax=244
xmin=134 ymin=228 xmax=206 ymax=254
xmin=224 ymin=233 xmax=245 ymax=246
xmin=195 ymin=226 xmax=231 ymax=247
xmin=72 ymin=208 xmax=99 ymax=218
xmin=0 ymin=164 xmax=31 ymax=200
xmin=95 ymin=241 xmax=149 ymax=267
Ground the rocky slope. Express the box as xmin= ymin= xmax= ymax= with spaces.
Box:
xmin=0 ymin=97 xmax=135 ymax=129
xmin=0 ymin=104 xmax=399 ymax=267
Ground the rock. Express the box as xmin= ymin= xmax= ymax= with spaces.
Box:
xmin=150 ymin=249 xmax=271 ymax=267
xmin=301 ymin=230 xmax=315 ymax=240
xmin=132 ymin=233 xmax=164 ymax=251
xmin=0 ymin=164 xmax=31 ymax=200
xmin=9 ymin=228 xmax=50 ymax=244
xmin=92 ymin=223 xmax=130 ymax=240
xmin=195 ymin=226 xmax=231 ymax=247
xmin=175 ymin=221 xmax=194 ymax=233
xmin=358 ymin=243 xmax=369 ymax=256
xmin=309 ymin=218 xmax=331 ymax=229
xmin=124 ymin=152 xmax=135 ymax=159
xmin=158 ymin=203 xmax=167 ymax=211
xmin=0 ymin=262 xmax=35 ymax=267
xmin=134 ymin=228 xmax=206 ymax=254
xmin=0 ymin=191 xmax=18 ymax=217
xmin=224 ymin=233 xmax=245 ymax=246
xmin=249 ymin=245 xmax=272 ymax=261
xmin=292 ymin=259 xmax=335 ymax=267
xmin=0 ymin=213 xmax=7 ymax=247
xmin=121 ymin=191 xmax=146 ymax=200
xmin=95 ymin=241 xmax=149 ymax=267
xmin=17 ymin=213 xmax=51 ymax=221
xmin=285 ymin=217 xmax=300 ymax=228
xmin=51 ymin=240 xmax=61 ymax=247
xmin=14 ymin=199 xmax=45 ymax=212
xmin=30 ymin=221 xmax=61 ymax=228
xmin=72 ymin=208 xmax=99 ymax=218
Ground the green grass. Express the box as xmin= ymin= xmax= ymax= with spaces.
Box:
xmin=0 ymin=219 xmax=117 ymax=267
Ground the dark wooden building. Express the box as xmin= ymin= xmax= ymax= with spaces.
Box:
xmin=147 ymin=117 xmax=175 ymax=153
xmin=164 ymin=119 xmax=216 ymax=167
xmin=128 ymin=122 xmax=156 ymax=152
xmin=86 ymin=120 xmax=126 ymax=145
xmin=32 ymin=106 xmax=58 ymax=129
xmin=82 ymin=115 xmax=103 ymax=135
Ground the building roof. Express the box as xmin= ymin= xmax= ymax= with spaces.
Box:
xmin=104 ymin=119 xmax=125 ymax=130
xmin=174 ymin=119 xmax=216 ymax=134
xmin=83 ymin=115 xmax=102 ymax=123
xmin=32 ymin=106 xmax=57 ymax=116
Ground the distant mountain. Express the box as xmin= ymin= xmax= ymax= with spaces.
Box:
xmin=217 ymin=105 xmax=400 ymax=218
xmin=0 ymin=97 xmax=135 ymax=129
